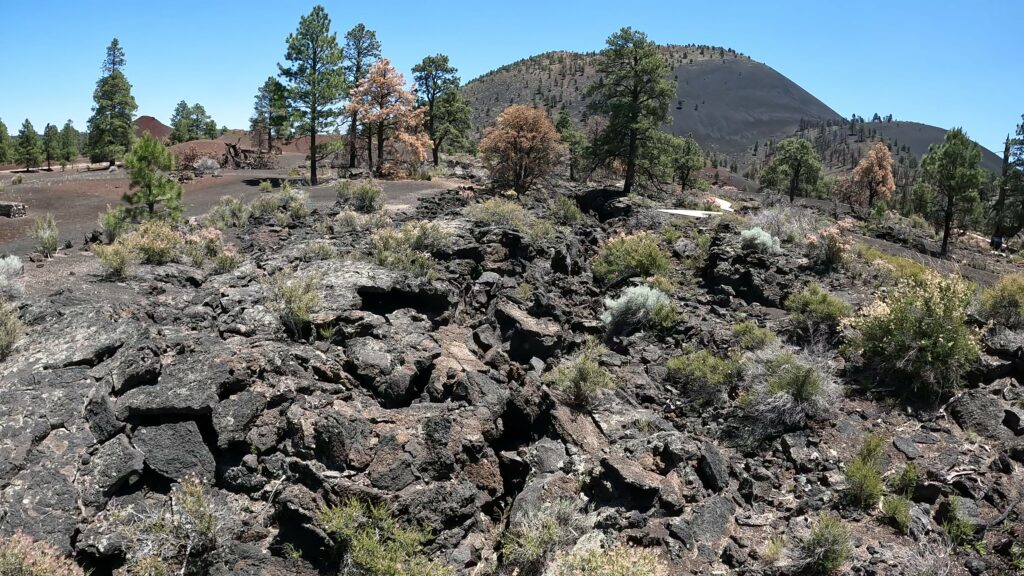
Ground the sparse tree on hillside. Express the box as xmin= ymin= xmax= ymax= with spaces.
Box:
xmin=992 ymin=115 xmax=1024 ymax=238
xmin=921 ymin=128 xmax=985 ymax=255
xmin=851 ymin=142 xmax=895 ymax=207
xmin=430 ymin=89 xmax=472 ymax=160
xmin=87 ymin=38 xmax=138 ymax=166
xmin=412 ymin=54 xmax=460 ymax=166
xmin=15 ymin=119 xmax=43 ymax=170
xmin=760 ymin=137 xmax=822 ymax=202
xmin=671 ymin=135 xmax=703 ymax=190
xmin=278 ymin=5 xmax=346 ymax=185
xmin=0 ymin=119 xmax=12 ymax=165
xmin=123 ymin=133 xmax=182 ymax=220
xmin=169 ymin=101 xmax=192 ymax=143
xmin=555 ymin=110 xmax=587 ymax=181
xmin=480 ymin=105 xmax=562 ymax=193
xmin=169 ymin=102 xmax=218 ymax=143
xmin=586 ymin=27 xmax=675 ymax=194
xmin=250 ymin=76 xmax=291 ymax=152
xmin=58 ymin=120 xmax=79 ymax=170
xmin=348 ymin=58 xmax=429 ymax=175
xmin=342 ymin=24 xmax=381 ymax=168
xmin=42 ymin=123 xmax=59 ymax=170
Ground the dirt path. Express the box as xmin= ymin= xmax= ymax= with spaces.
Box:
xmin=0 ymin=171 xmax=454 ymax=255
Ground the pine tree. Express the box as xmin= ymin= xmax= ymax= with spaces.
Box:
xmin=278 ymin=5 xmax=346 ymax=185
xmin=480 ymin=105 xmax=562 ymax=193
xmin=87 ymin=38 xmax=137 ymax=166
xmin=42 ymin=123 xmax=60 ymax=170
xmin=851 ymin=142 xmax=895 ymax=207
xmin=921 ymin=128 xmax=985 ymax=255
xmin=586 ymin=28 xmax=674 ymax=194
xmin=431 ymin=89 xmax=472 ymax=160
xmin=555 ymin=110 xmax=587 ymax=181
xmin=348 ymin=59 xmax=428 ymax=175
xmin=250 ymin=76 xmax=290 ymax=152
xmin=123 ymin=133 xmax=182 ymax=220
xmin=412 ymin=54 xmax=460 ymax=166
xmin=992 ymin=115 xmax=1024 ymax=238
xmin=169 ymin=101 xmax=193 ymax=144
xmin=760 ymin=138 xmax=822 ymax=202
xmin=342 ymin=24 xmax=381 ymax=169
xmin=15 ymin=119 xmax=43 ymax=170
xmin=0 ymin=118 xmax=12 ymax=165
xmin=58 ymin=120 xmax=79 ymax=170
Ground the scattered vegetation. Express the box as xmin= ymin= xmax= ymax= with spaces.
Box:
xmin=890 ymin=462 xmax=921 ymax=496
xmin=131 ymin=220 xmax=182 ymax=265
xmin=941 ymin=496 xmax=976 ymax=546
xmin=786 ymin=283 xmax=851 ymax=340
xmin=550 ymin=543 xmax=668 ymax=576
xmin=265 ymin=270 xmax=321 ymax=339
xmin=882 ymin=495 xmax=912 ymax=534
xmin=204 ymin=196 xmax=250 ymax=229
xmin=740 ymin=348 xmax=834 ymax=440
xmin=0 ymin=531 xmax=84 ymax=575
xmin=739 ymin=227 xmax=781 ymax=254
xmin=0 ymin=255 xmax=24 ymax=300
xmin=369 ymin=221 xmax=448 ymax=276
xmin=94 ymin=236 xmax=140 ymax=278
xmin=601 ymin=285 xmax=670 ymax=336
xmin=480 ymin=104 xmax=562 ymax=193
xmin=544 ymin=344 xmax=618 ymax=408
xmin=855 ymin=244 xmax=930 ymax=285
xmin=852 ymin=273 xmax=978 ymax=398
xmin=805 ymin=224 xmax=849 ymax=271
xmin=499 ymin=499 xmax=584 ymax=575
xmin=318 ymin=499 xmax=451 ymax=576
xmin=550 ymin=195 xmax=583 ymax=224
xmin=337 ymin=179 xmax=385 ymax=213
xmin=258 ymin=179 xmax=273 ymax=193
xmin=845 ymin=433 xmax=886 ymax=510
xmin=748 ymin=205 xmax=820 ymax=244
xmin=591 ymin=232 xmax=671 ymax=284
xmin=31 ymin=213 xmax=60 ymax=257
xmin=0 ymin=299 xmax=21 ymax=361
xmin=732 ymin=321 xmax=776 ymax=350
xmin=300 ymin=239 xmax=337 ymax=262
xmin=794 ymin=513 xmax=852 ymax=575
xmin=767 ymin=354 xmax=824 ymax=402
xmin=334 ymin=210 xmax=392 ymax=232
xmin=979 ymin=273 xmax=1024 ymax=328
xmin=667 ymin=349 xmax=743 ymax=395
xmin=98 ymin=205 xmax=131 ymax=243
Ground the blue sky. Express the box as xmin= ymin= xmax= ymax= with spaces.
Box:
xmin=1 ymin=0 xmax=1020 ymax=153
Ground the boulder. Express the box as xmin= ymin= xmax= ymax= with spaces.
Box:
xmin=132 ymin=421 xmax=216 ymax=482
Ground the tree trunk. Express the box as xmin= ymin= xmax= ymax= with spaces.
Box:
xmin=310 ymin=130 xmax=318 ymax=186
xmin=366 ymin=125 xmax=373 ymax=173
xmin=993 ymin=138 xmax=1012 ymax=237
xmin=349 ymin=114 xmax=359 ymax=168
xmin=432 ymin=146 xmax=439 ymax=167
xmin=941 ymin=190 xmax=954 ymax=255
xmin=788 ymin=168 xmax=799 ymax=203
xmin=623 ymin=130 xmax=638 ymax=194
xmin=376 ymin=122 xmax=385 ymax=176
xmin=867 ymin=185 xmax=876 ymax=208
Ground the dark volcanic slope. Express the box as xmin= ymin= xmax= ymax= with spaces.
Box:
xmin=867 ymin=120 xmax=1002 ymax=173
xmin=668 ymin=59 xmax=841 ymax=154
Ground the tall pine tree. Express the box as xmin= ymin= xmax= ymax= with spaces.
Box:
xmin=42 ymin=123 xmax=60 ymax=170
xmin=922 ymin=128 xmax=985 ymax=255
xmin=87 ymin=38 xmax=138 ymax=166
xmin=412 ymin=54 xmax=460 ymax=166
xmin=342 ymin=24 xmax=381 ymax=168
xmin=250 ymin=77 xmax=290 ymax=152
xmin=0 ymin=119 xmax=12 ymax=165
xmin=58 ymin=120 xmax=79 ymax=170
xmin=278 ymin=5 xmax=346 ymax=185
xmin=15 ymin=119 xmax=43 ymax=170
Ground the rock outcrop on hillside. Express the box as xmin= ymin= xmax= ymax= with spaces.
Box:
xmin=0 ymin=182 xmax=1022 ymax=575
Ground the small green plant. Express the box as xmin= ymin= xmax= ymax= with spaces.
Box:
xmin=369 ymin=221 xmax=449 ymax=277
xmin=786 ymin=283 xmax=851 ymax=339
xmin=258 ymin=179 xmax=273 ymax=193
xmin=466 ymin=197 xmax=529 ymax=229
xmin=300 ymin=240 xmax=336 ymax=262
xmin=515 ymin=282 xmax=534 ymax=302
xmin=980 ymin=273 xmax=1024 ymax=328
xmin=551 ymin=543 xmax=668 ymax=576
xmin=31 ymin=213 xmax=60 ymax=257
xmin=98 ymin=205 xmax=131 ymax=243
xmin=601 ymin=285 xmax=671 ymax=336
xmin=732 ymin=321 xmax=776 ymax=350
xmin=318 ymin=499 xmax=451 ymax=576
xmin=853 ymin=273 xmax=979 ymax=398
xmin=856 ymin=244 xmax=930 ymax=286
xmin=283 ymin=189 xmax=310 ymax=219
xmin=845 ymin=433 xmax=886 ymax=510
xmin=10 ymin=174 xmax=24 ymax=185
xmin=211 ymin=248 xmax=241 ymax=274
xmin=0 ymin=531 xmax=84 ymax=575
xmin=591 ymin=232 xmax=671 ymax=284
xmin=650 ymin=301 xmax=678 ymax=333
xmin=543 ymin=344 xmax=618 ymax=408
xmin=942 ymin=496 xmax=976 ymax=546
xmin=667 ymin=349 xmax=743 ymax=391
xmin=0 ymin=299 xmax=22 ymax=361
xmin=768 ymin=357 xmax=824 ymax=402
xmin=273 ymin=210 xmax=292 ymax=228
xmin=795 ymin=512 xmax=852 ymax=575
xmin=740 ymin=227 xmax=781 ymax=254
xmin=182 ymin=228 xmax=224 ymax=267
xmin=762 ymin=535 xmax=785 ymax=565
xmin=248 ymin=194 xmax=281 ymax=219
xmin=683 ymin=232 xmax=712 ymax=272
xmin=499 ymin=499 xmax=583 ymax=575
xmin=550 ymin=195 xmax=583 ymax=224
xmin=890 ymin=462 xmax=920 ymax=496
xmin=266 ymin=270 xmax=321 ymax=339
xmin=337 ymin=180 xmax=385 ymax=213
xmin=204 ymin=196 xmax=250 ymax=229
xmin=882 ymin=495 xmax=912 ymax=534
xmin=132 ymin=220 xmax=182 ymax=265
xmin=95 ymin=236 xmax=140 ymax=278
xmin=334 ymin=210 xmax=392 ymax=232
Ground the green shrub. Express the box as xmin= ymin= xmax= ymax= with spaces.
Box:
xmin=853 ymin=273 xmax=979 ymax=397
xmin=649 ymin=301 xmax=678 ymax=333
xmin=980 ymin=273 xmax=1024 ymax=328
xmin=369 ymin=221 xmax=448 ymax=277
xmin=0 ymin=299 xmax=21 ymax=361
xmin=258 ymin=180 xmax=273 ymax=193
xmin=95 ymin=237 xmax=140 ymax=278
xmin=0 ymin=531 xmax=84 ymax=575
xmin=273 ymin=210 xmax=292 ymax=228
xmin=591 ymin=232 xmax=671 ymax=284
xmin=882 ymin=495 xmax=912 ymax=534
xmin=204 ymin=196 xmax=250 ymax=229
xmin=98 ymin=205 xmax=131 ymax=243
xmin=31 ymin=213 xmax=60 ymax=257
xmin=740 ymin=227 xmax=781 ymax=254
xmin=550 ymin=195 xmax=583 ymax=225
xmin=795 ymin=513 xmax=852 ymax=575
xmin=786 ymin=284 xmax=851 ymax=339
xmin=890 ymin=463 xmax=920 ymax=496
xmin=500 ymin=499 xmax=583 ymax=575
xmin=10 ymin=174 xmax=23 ymax=185
xmin=266 ymin=271 xmax=320 ymax=339
xmin=318 ymin=499 xmax=451 ymax=576
xmin=544 ymin=344 xmax=618 ymax=408
xmin=667 ymin=349 xmax=743 ymax=391
xmin=845 ymin=433 xmax=886 ymax=510
xmin=337 ymin=180 xmax=385 ymax=213
xmin=601 ymin=285 xmax=670 ymax=336
xmin=211 ymin=248 xmax=241 ymax=274
xmin=551 ymin=544 xmax=668 ymax=576
xmin=299 ymin=240 xmax=336 ymax=262
xmin=248 ymin=194 xmax=281 ymax=219
xmin=942 ymin=496 xmax=976 ymax=545
xmin=334 ymin=210 xmax=392 ymax=232
xmin=132 ymin=220 xmax=182 ymax=265
xmin=767 ymin=356 xmax=823 ymax=402
xmin=283 ymin=189 xmax=310 ymax=219
xmin=856 ymin=244 xmax=930 ymax=286
xmin=732 ymin=321 xmax=776 ymax=350
xmin=467 ymin=197 xmax=529 ymax=228
xmin=182 ymin=228 xmax=224 ymax=267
